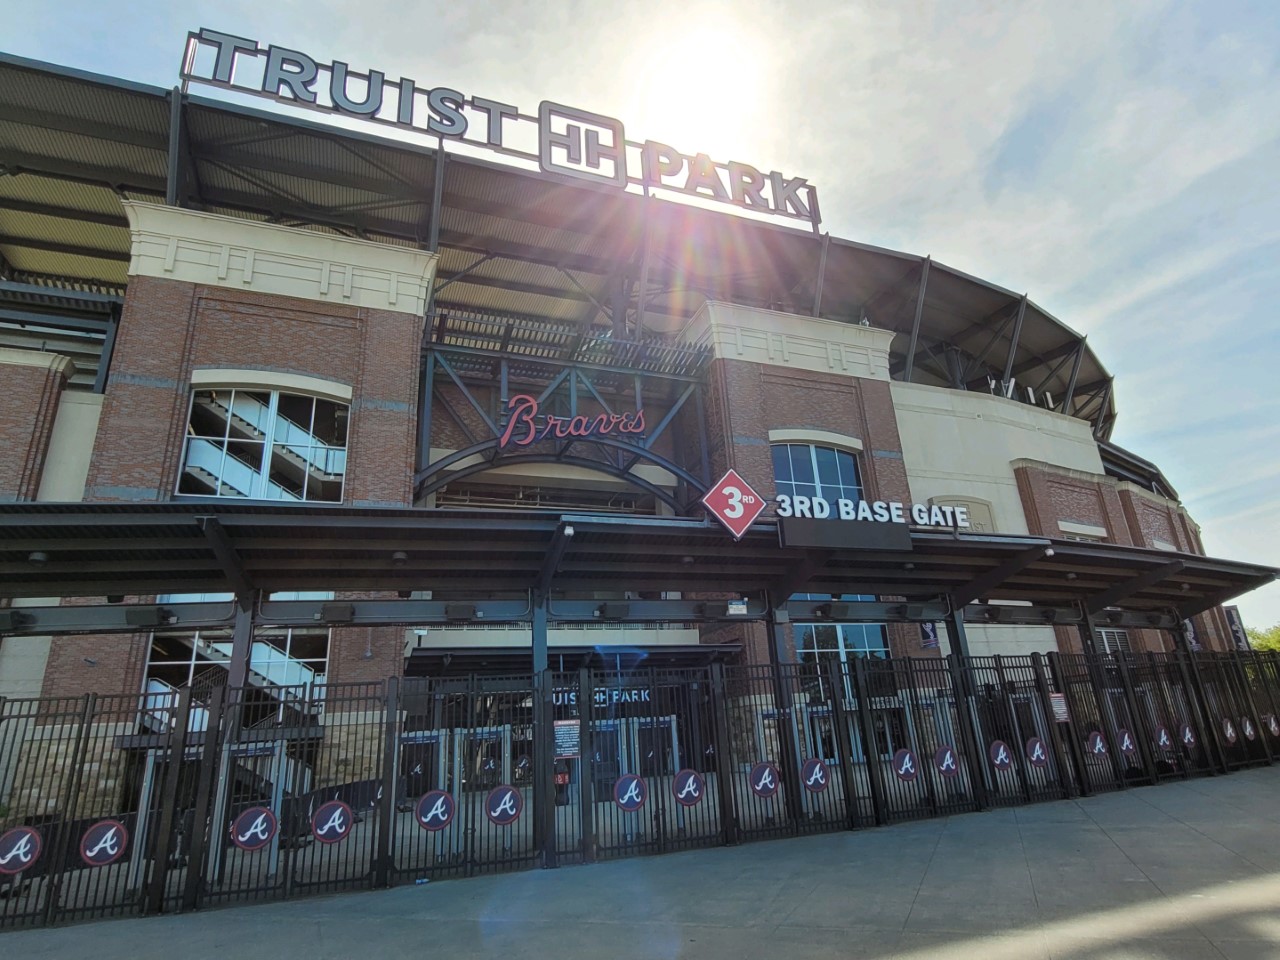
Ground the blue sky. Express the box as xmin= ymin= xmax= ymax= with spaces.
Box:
xmin=4 ymin=0 xmax=1278 ymax=627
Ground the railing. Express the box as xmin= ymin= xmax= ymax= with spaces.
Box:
xmin=1 ymin=650 xmax=1278 ymax=930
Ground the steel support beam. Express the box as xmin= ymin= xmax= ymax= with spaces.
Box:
xmin=166 ymin=87 xmax=183 ymax=207
xmin=1000 ymin=294 xmax=1028 ymax=387
xmin=226 ymin=604 xmax=253 ymax=689
xmin=198 ymin=516 xmax=256 ymax=611
xmin=950 ymin=545 xmax=1052 ymax=606
xmin=903 ymin=256 xmax=931 ymax=382
xmin=536 ymin=521 xmax=575 ymax=598
xmin=1084 ymin=560 xmax=1185 ymax=614
xmin=811 ymin=232 xmax=830 ymax=318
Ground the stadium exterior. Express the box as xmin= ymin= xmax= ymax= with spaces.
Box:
xmin=0 ymin=40 xmax=1277 ymax=926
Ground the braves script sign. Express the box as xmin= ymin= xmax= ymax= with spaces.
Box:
xmin=702 ymin=469 xmax=766 ymax=540
xmin=498 ymin=394 xmax=645 ymax=449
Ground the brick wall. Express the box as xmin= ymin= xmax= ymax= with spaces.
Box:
xmin=0 ymin=356 xmax=71 ymax=502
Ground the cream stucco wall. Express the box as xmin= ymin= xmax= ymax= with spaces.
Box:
xmin=891 ymin=380 xmax=1104 ymax=535
xmin=123 ymin=201 xmax=437 ymax=316
xmin=681 ymin=302 xmax=895 ymax=380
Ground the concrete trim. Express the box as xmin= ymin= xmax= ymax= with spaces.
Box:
xmin=1058 ymin=520 xmax=1109 ymax=538
xmin=0 ymin=347 xmax=76 ymax=378
xmin=767 ymin=428 xmax=864 ymax=453
xmin=191 ymin=368 xmax=354 ymax=403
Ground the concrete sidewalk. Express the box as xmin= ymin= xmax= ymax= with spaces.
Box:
xmin=8 ymin=767 xmax=1280 ymax=959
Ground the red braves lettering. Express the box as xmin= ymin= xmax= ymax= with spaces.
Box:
xmin=497 ymin=394 xmax=645 ymax=448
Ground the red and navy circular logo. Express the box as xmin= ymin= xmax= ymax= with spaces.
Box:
xmin=311 ymin=799 xmax=353 ymax=844
xmin=1222 ymin=719 xmax=1238 ymax=745
xmin=1155 ymin=726 xmax=1174 ymax=751
xmin=614 ymin=774 xmax=648 ymax=811
xmin=1242 ymin=717 xmax=1257 ymax=741
xmin=1086 ymin=731 xmax=1108 ymax=756
xmin=0 ymin=825 xmax=42 ymax=875
xmin=415 ymin=790 xmax=456 ymax=831
xmin=801 ymin=758 xmax=830 ymax=792
xmin=1266 ymin=715 xmax=1280 ymax=738
xmin=934 ymin=745 xmax=960 ymax=777
xmin=1180 ymin=724 xmax=1197 ymax=747
xmin=485 ymin=785 xmax=523 ymax=826
xmin=672 ymin=769 xmax=705 ymax=806
xmin=1117 ymin=729 xmax=1137 ymax=756
xmin=748 ymin=761 xmax=780 ymax=798
xmin=989 ymin=740 xmax=1013 ymax=770
xmin=80 ymin=819 xmax=128 ymax=867
xmin=230 ymin=806 xmax=278 ymax=851
xmin=892 ymin=748 xmax=919 ymax=781
xmin=1025 ymin=737 xmax=1049 ymax=768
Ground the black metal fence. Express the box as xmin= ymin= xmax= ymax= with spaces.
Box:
xmin=3 ymin=649 xmax=1280 ymax=929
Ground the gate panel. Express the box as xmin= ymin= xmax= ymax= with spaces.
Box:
xmin=776 ymin=663 xmax=853 ymax=833
xmin=722 ymin=666 xmax=794 ymax=842
xmin=1195 ymin=654 xmax=1270 ymax=769
xmin=1053 ymin=655 xmax=1128 ymax=793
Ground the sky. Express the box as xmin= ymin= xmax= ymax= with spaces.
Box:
xmin=3 ymin=0 xmax=1278 ymax=627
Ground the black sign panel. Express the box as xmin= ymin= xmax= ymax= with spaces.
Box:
xmin=778 ymin=517 xmax=914 ymax=552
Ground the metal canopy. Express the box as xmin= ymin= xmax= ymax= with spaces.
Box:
xmin=405 ymin=644 xmax=743 ymax=677
xmin=0 ymin=53 xmax=1115 ymax=431
xmin=0 ymin=503 xmax=1272 ymax=621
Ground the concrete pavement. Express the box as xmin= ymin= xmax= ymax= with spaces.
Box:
xmin=7 ymin=766 xmax=1280 ymax=959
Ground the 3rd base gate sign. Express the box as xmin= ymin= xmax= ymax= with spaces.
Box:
xmin=702 ymin=470 xmax=766 ymax=540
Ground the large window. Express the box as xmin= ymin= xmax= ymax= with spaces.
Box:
xmin=771 ymin=443 xmax=863 ymax=504
xmin=178 ymin=388 xmax=348 ymax=502
xmin=793 ymin=594 xmax=890 ymax=666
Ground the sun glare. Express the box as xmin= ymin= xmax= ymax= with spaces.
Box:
xmin=626 ymin=21 xmax=772 ymax=161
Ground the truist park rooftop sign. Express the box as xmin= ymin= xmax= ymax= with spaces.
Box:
xmin=181 ymin=29 xmax=820 ymax=227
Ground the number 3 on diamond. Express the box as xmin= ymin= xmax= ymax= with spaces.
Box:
xmin=721 ymin=485 xmax=744 ymax=518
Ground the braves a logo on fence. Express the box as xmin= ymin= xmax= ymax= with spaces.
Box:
xmin=311 ymin=799 xmax=354 ymax=844
xmin=672 ymin=769 xmax=705 ymax=807
xmin=934 ymin=745 xmax=960 ymax=777
xmin=989 ymin=740 xmax=1013 ymax=771
xmin=801 ymin=758 xmax=830 ymax=792
xmin=1222 ymin=718 xmax=1238 ymax=745
xmin=1242 ymin=717 xmax=1257 ymax=742
xmin=749 ymin=761 xmax=780 ymax=798
xmin=1025 ymin=738 xmax=1049 ymax=769
xmin=230 ymin=806 xmax=278 ymax=851
xmin=1266 ymin=715 xmax=1280 ymax=738
xmin=486 ymin=785 xmax=524 ymax=826
xmin=1156 ymin=726 xmax=1174 ymax=751
xmin=892 ymin=748 xmax=919 ymax=782
xmin=1180 ymin=724 xmax=1197 ymax=747
xmin=1086 ymin=731 xmax=1108 ymax=756
xmin=614 ymin=774 xmax=648 ymax=812
xmin=0 ymin=826 xmax=42 ymax=875
xmin=1116 ymin=729 xmax=1137 ymax=756
xmin=415 ymin=790 xmax=456 ymax=831
xmin=80 ymin=819 xmax=129 ymax=867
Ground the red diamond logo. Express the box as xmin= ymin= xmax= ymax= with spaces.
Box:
xmin=701 ymin=469 xmax=767 ymax=540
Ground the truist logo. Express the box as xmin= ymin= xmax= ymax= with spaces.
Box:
xmin=497 ymin=394 xmax=645 ymax=449
xmin=415 ymin=790 xmax=456 ymax=831
xmin=892 ymin=748 xmax=919 ymax=782
xmin=486 ymin=785 xmax=524 ymax=826
xmin=748 ymin=761 xmax=780 ymax=799
xmin=614 ymin=774 xmax=648 ymax=812
xmin=672 ymin=769 xmax=705 ymax=807
xmin=934 ymin=746 xmax=960 ymax=777
xmin=80 ymin=820 xmax=129 ymax=867
xmin=801 ymin=758 xmax=830 ymax=792
xmin=230 ymin=806 xmax=278 ymax=851
xmin=1025 ymin=738 xmax=1049 ymax=769
xmin=0 ymin=826 xmax=41 ymax=875
xmin=311 ymin=799 xmax=353 ymax=844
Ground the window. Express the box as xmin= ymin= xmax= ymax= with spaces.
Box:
xmin=178 ymin=388 xmax=348 ymax=502
xmin=793 ymin=594 xmax=890 ymax=666
xmin=771 ymin=443 xmax=863 ymax=504
xmin=1096 ymin=628 xmax=1131 ymax=654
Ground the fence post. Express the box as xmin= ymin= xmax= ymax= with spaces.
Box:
xmin=708 ymin=663 xmax=738 ymax=845
xmin=577 ymin=667 xmax=595 ymax=863
xmin=1030 ymin=653 xmax=1072 ymax=799
xmin=146 ymin=685 xmax=193 ymax=916
xmin=375 ymin=677 xmax=400 ymax=888
xmin=945 ymin=654 xmax=989 ymax=811
xmin=41 ymin=694 xmax=94 ymax=926
xmin=1229 ymin=654 xmax=1273 ymax=765
xmin=533 ymin=670 xmax=557 ymax=869
xmin=1178 ymin=651 xmax=1228 ymax=774
xmin=182 ymin=683 xmax=227 ymax=912
xmin=1045 ymin=653 xmax=1091 ymax=798
xmin=824 ymin=659 xmax=861 ymax=830
xmin=850 ymin=656 xmax=888 ymax=825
